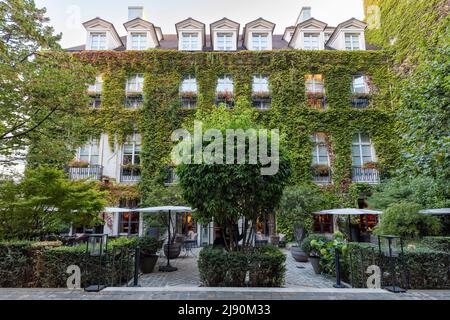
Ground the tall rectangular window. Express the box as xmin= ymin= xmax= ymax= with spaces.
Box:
xmin=217 ymin=33 xmax=233 ymax=51
xmin=126 ymin=74 xmax=144 ymax=93
xmin=78 ymin=140 xmax=100 ymax=166
xmin=217 ymin=75 xmax=234 ymax=93
xmin=121 ymin=133 xmax=141 ymax=182
xmin=252 ymin=33 xmax=269 ymax=50
xmin=304 ymin=33 xmax=320 ymax=50
xmin=131 ymin=33 xmax=147 ymax=50
xmin=352 ymin=75 xmax=369 ymax=93
xmin=90 ymin=33 xmax=106 ymax=50
xmin=88 ymin=75 xmax=103 ymax=93
xmin=181 ymin=75 xmax=198 ymax=93
xmin=352 ymin=133 xmax=375 ymax=167
xmin=182 ymin=33 xmax=199 ymax=51
xmin=311 ymin=133 xmax=329 ymax=165
xmin=306 ymin=74 xmax=325 ymax=93
xmin=345 ymin=33 xmax=360 ymax=50
xmin=252 ymin=75 xmax=269 ymax=93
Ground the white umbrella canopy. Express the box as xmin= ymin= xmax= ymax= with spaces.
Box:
xmin=104 ymin=207 xmax=135 ymax=213
xmin=419 ymin=208 xmax=450 ymax=215
xmin=315 ymin=208 xmax=383 ymax=215
xmin=134 ymin=206 xmax=193 ymax=213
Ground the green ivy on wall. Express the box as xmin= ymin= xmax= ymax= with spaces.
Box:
xmin=74 ymin=50 xmax=400 ymax=201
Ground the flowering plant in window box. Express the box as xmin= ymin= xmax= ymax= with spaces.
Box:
xmin=180 ymin=91 xmax=198 ymax=99
xmin=306 ymin=92 xmax=325 ymax=99
xmin=351 ymin=92 xmax=371 ymax=99
xmin=312 ymin=164 xmax=330 ymax=177
xmin=68 ymin=160 xmax=90 ymax=168
xmin=125 ymin=91 xmax=143 ymax=97
xmin=121 ymin=163 xmax=141 ymax=171
xmin=251 ymin=91 xmax=271 ymax=99
xmin=216 ymin=90 xmax=234 ymax=102
xmin=363 ymin=161 xmax=379 ymax=170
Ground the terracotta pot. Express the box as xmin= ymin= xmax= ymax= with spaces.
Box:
xmin=291 ymin=246 xmax=309 ymax=262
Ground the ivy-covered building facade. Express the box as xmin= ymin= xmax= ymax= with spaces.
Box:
xmin=66 ymin=7 xmax=399 ymax=242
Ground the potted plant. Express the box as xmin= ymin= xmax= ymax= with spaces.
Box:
xmin=216 ymin=90 xmax=234 ymax=102
xmin=138 ymin=236 xmax=162 ymax=274
xmin=309 ymin=238 xmax=325 ymax=274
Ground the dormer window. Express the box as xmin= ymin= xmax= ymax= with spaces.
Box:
xmin=181 ymin=33 xmax=199 ymax=51
xmin=345 ymin=33 xmax=360 ymax=50
xmin=304 ymin=33 xmax=320 ymax=50
xmin=217 ymin=33 xmax=233 ymax=51
xmin=90 ymin=33 xmax=106 ymax=50
xmin=131 ymin=33 xmax=147 ymax=50
xmin=252 ymin=33 xmax=269 ymax=50
xmin=126 ymin=74 xmax=144 ymax=93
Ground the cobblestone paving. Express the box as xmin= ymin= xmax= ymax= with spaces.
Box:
xmin=0 ymin=288 xmax=449 ymax=300
xmin=138 ymin=249 xmax=335 ymax=288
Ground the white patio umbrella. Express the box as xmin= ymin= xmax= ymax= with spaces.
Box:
xmin=104 ymin=207 xmax=135 ymax=213
xmin=314 ymin=208 xmax=383 ymax=241
xmin=419 ymin=208 xmax=450 ymax=215
xmin=134 ymin=206 xmax=193 ymax=272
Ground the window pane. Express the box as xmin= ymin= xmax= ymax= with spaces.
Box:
xmin=360 ymin=133 xmax=370 ymax=143
xmin=353 ymin=156 xmax=362 ymax=167
xmin=361 ymin=145 xmax=372 ymax=157
xmin=352 ymin=146 xmax=361 ymax=157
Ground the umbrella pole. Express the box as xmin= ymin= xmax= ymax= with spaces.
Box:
xmin=348 ymin=216 xmax=353 ymax=242
xmin=160 ymin=210 xmax=177 ymax=272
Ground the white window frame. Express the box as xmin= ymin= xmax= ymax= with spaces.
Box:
xmin=131 ymin=33 xmax=148 ymax=50
xmin=352 ymin=133 xmax=376 ymax=167
xmin=217 ymin=33 xmax=234 ymax=51
xmin=181 ymin=32 xmax=199 ymax=51
xmin=311 ymin=134 xmax=330 ymax=166
xmin=306 ymin=74 xmax=325 ymax=93
xmin=122 ymin=133 xmax=142 ymax=167
xmin=217 ymin=75 xmax=234 ymax=93
xmin=180 ymin=75 xmax=198 ymax=93
xmin=88 ymin=75 xmax=103 ymax=93
xmin=90 ymin=32 xmax=107 ymax=50
xmin=126 ymin=74 xmax=144 ymax=93
xmin=252 ymin=33 xmax=269 ymax=50
xmin=303 ymin=33 xmax=320 ymax=50
xmin=252 ymin=75 xmax=269 ymax=93
xmin=345 ymin=33 xmax=361 ymax=50
xmin=78 ymin=140 xmax=100 ymax=165
xmin=352 ymin=75 xmax=369 ymax=93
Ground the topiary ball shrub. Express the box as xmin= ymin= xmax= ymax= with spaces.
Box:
xmin=249 ymin=246 xmax=286 ymax=287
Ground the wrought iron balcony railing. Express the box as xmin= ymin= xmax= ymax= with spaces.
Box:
xmin=120 ymin=168 xmax=141 ymax=184
xmin=352 ymin=167 xmax=380 ymax=184
xmin=68 ymin=165 xmax=103 ymax=181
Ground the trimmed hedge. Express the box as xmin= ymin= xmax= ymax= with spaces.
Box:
xmin=345 ymin=242 xmax=450 ymax=289
xmin=0 ymin=238 xmax=137 ymax=288
xmin=421 ymin=237 xmax=450 ymax=252
xmin=198 ymin=246 xmax=286 ymax=287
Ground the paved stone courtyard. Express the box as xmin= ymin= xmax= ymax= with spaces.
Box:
xmin=139 ymin=248 xmax=335 ymax=288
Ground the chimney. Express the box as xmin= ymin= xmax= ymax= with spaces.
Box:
xmin=296 ymin=6 xmax=312 ymax=25
xmin=128 ymin=6 xmax=145 ymax=21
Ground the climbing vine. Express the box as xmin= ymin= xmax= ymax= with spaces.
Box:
xmin=74 ymin=50 xmax=400 ymax=201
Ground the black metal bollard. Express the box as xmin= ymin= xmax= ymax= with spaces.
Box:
xmin=133 ymin=246 xmax=141 ymax=287
xmin=334 ymin=248 xmax=346 ymax=288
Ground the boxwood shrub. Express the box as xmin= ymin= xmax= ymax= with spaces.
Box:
xmin=0 ymin=238 xmax=137 ymax=288
xmin=198 ymin=246 xmax=286 ymax=287
xmin=345 ymin=242 xmax=450 ymax=289
xmin=420 ymin=237 xmax=450 ymax=252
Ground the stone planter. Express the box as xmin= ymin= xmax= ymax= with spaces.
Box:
xmin=290 ymin=246 xmax=309 ymax=262
xmin=164 ymin=243 xmax=181 ymax=259
xmin=310 ymin=256 xmax=321 ymax=274
xmin=140 ymin=254 xmax=158 ymax=274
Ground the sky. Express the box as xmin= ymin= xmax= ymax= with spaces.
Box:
xmin=35 ymin=0 xmax=365 ymax=48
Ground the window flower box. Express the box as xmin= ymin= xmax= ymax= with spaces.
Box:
xmin=251 ymin=91 xmax=271 ymax=99
xmin=363 ymin=161 xmax=379 ymax=170
xmin=312 ymin=164 xmax=330 ymax=177
xmin=216 ymin=90 xmax=234 ymax=102
xmin=68 ymin=160 xmax=90 ymax=168
xmin=180 ymin=91 xmax=198 ymax=99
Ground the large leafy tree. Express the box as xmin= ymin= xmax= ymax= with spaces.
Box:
xmin=177 ymin=102 xmax=291 ymax=251
xmin=0 ymin=0 xmax=95 ymax=169
xmin=0 ymin=167 xmax=107 ymax=240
